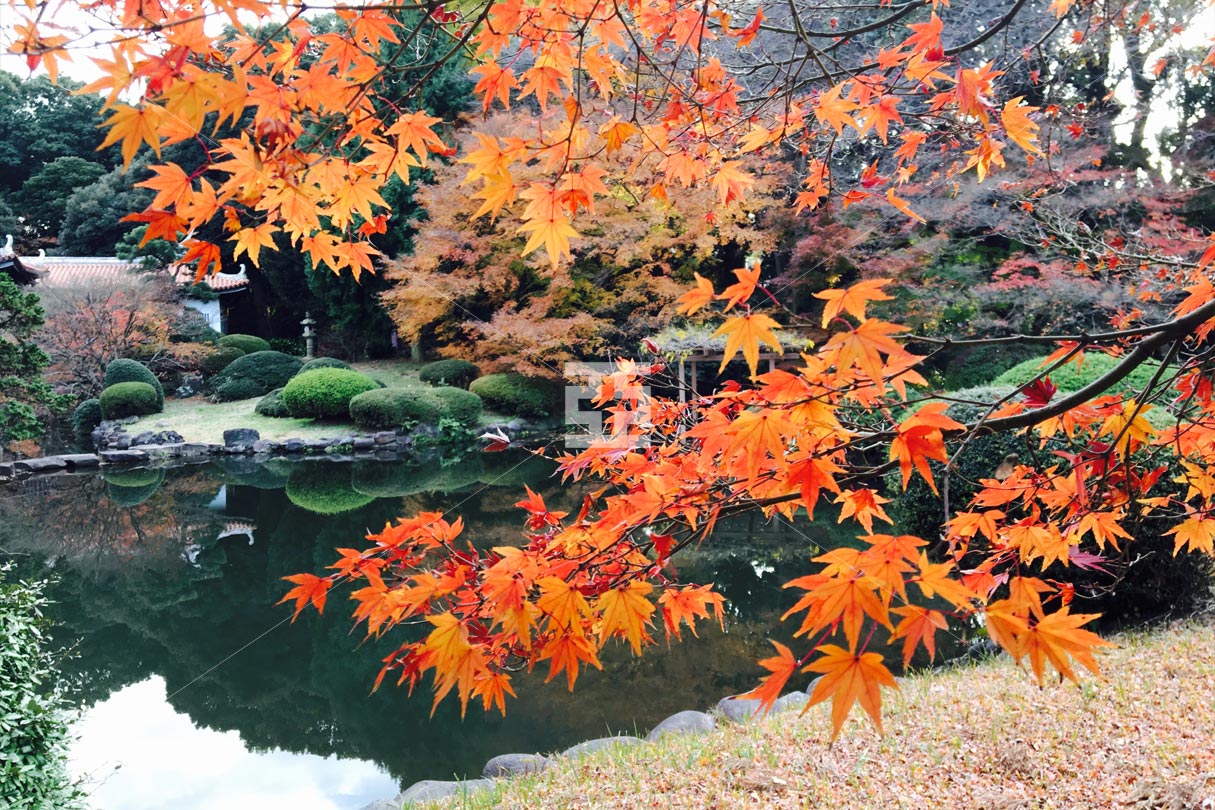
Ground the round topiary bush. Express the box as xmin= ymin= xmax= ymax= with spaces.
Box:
xmin=419 ymin=359 xmax=481 ymax=389
xmin=72 ymin=398 xmax=103 ymax=442
xmin=217 ymin=333 xmax=272 ymax=355
xmin=100 ymin=381 xmax=161 ymax=419
xmin=254 ymin=388 xmax=291 ymax=418
xmin=201 ymin=347 xmax=245 ymax=376
xmin=105 ymin=358 xmax=164 ymax=407
xmin=105 ymin=469 xmax=166 ymax=507
xmin=431 ymin=386 xmax=483 ymax=426
xmin=210 ymin=351 xmax=303 ymax=402
xmin=993 ymin=353 xmax=1163 ymax=396
xmin=281 ymin=368 xmax=380 ymax=418
xmin=285 ymin=464 xmax=374 ymax=514
xmin=349 ymin=388 xmax=442 ymax=429
xmin=298 ymin=356 xmax=352 ymax=374
xmin=469 ymin=373 xmax=563 ymax=417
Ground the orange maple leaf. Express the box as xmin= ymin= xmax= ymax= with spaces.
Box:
xmin=595 ymin=581 xmax=655 ymax=654
xmin=1001 ymin=97 xmax=1044 ymax=157
xmin=738 ymin=640 xmax=798 ymax=714
xmin=717 ymin=261 xmax=763 ymax=311
xmin=712 ymin=313 xmax=782 ymax=375
xmin=814 ymin=278 xmax=893 ymax=328
xmin=806 ymin=644 xmax=898 ymax=740
xmin=278 ymin=573 xmax=331 ymax=620
xmin=676 ymin=272 xmax=716 ymax=315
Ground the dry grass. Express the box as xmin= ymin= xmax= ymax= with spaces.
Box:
xmin=436 ymin=617 xmax=1215 ymax=809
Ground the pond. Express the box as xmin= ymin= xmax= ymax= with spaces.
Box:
xmin=0 ymin=451 xmax=959 ymax=809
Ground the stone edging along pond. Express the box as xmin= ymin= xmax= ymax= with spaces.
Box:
xmin=0 ymin=419 xmax=534 ymax=483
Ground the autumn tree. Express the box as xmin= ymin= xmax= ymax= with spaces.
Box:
xmin=10 ymin=0 xmax=1215 ymax=739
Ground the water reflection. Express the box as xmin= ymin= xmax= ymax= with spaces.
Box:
xmin=0 ymin=454 xmax=937 ymax=803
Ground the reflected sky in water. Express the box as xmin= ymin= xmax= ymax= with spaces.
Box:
xmin=71 ymin=677 xmax=398 ymax=810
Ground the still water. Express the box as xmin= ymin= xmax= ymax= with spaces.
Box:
xmin=0 ymin=452 xmax=925 ymax=809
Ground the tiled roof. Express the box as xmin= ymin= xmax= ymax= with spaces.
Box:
xmin=22 ymin=257 xmax=143 ymax=289
xmin=172 ymin=263 xmax=250 ymax=292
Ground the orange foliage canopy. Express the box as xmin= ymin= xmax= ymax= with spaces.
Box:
xmin=11 ymin=0 xmax=1215 ymax=741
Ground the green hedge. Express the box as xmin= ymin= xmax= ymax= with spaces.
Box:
xmin=217 ymin=333 xmax=272 ymax=355
xmin=100 ymin=382 xmax=161 ymax=419
xmin=201 ymin=347 xmax=245 ymax=376
xmin=298 ymin=357 xmax=352 ymax=374
xmin=104 ymin=358 xmax=163 ymax=407
xmin=351 ymin=458 xmax=484 ymax=497
xmin=419 ymin=359 xmax=480 ymax=389
xmin=106 ymin=469 xmax=166 ymax=507
xmin=993 ymin=353 xmax=1164 ymax=397
xmin=469 ymin=373 xmax=563 ymax=417
xmin=349 ymin=388 xmax=441 ymax=430
xmin=254 ymin=388 xmax=291 ymax=418
xmin=285 ymin=465 xmax=374 ymax=514
xmin=281 ymin=368 xmax=380 ymax=418
xmin=431 ymin=386 xmax=483 ymax=426
xmin=210 ymin=351 xmax=303 ymax=402
xmin=71 ymin=398 xmax=102 ymax=442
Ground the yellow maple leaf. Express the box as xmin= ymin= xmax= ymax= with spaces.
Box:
xmin=806 ymin=644 xmax=898 ymax=740
xmin=1001 ymin=96 xmax=1044 ymax=157
xmin=517 ymin=211 xmax=579 ymax=269
xmin=595 ymin=581 xmax=655 ymax=655
xmin=712 ymin=313 xmax=782 ymax=375
xmin=97 ymin=103 xmax=166 ymax=166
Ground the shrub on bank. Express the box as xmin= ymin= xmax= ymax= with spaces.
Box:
xmin=217 ymin=333 xmax=272 ymax=355
xmin=71 ymin=398 xmax=102 ymax=442
xmin=431 ymin=386 xmax=483 ymax=426
xmin=349 ymin=388 xmax=441 ymax=429
xmin=281 ymin=368 xmax=380 ymax=418
xmin=104 ymin=358 xmax=163 ymax=408
xmin=99 ymin=381 xmax=161 ymax=419
xmin=298 ymin=357 xmax=351 ymax=374
xmin=993 ymin=352 xmax=1163 ymax=396
xmin=201 ymin=347 xmax=245 ymax=376
xmin=254 ymin=388 xmax=291 ymax=418
xmin=210 ymin=351 xmax=303 ymax=402
xmin=285 ymin=465 xmax=374 ymax=514
xmin=419 ymin=359 xmax=480 ymax=389
xmin=469 ymin=373 xmax=562 ymax=417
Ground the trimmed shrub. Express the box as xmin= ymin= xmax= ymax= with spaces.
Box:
xmin=100 ymin=382 xmax=161 ymax=419
xmin=352 ymin=458 xmax=484 ymax=497
xmin=349 ymin=388 xmax=441 ymax=429
xmin=106 ymin=469 xmax=166 ymax=507
xmin=217 ymin=333 xmax=272 ymax=354
xmin=469 ymin=373 xmax=563 ymax=417
xmin=201 ymin=347 xmax=245 ymax=376
xmin=281 ymin=368 xmax=380 ymax=418
xmin=298 ymin=356 xmax=352 ymax=374
xmin=285 ymin=465 xmax=374 ymax=514
xmin=432 ymin=386 xmax=483 ymax=426
xmin=254 ymin=388 xmax=291 ymax=418
xmin=269 ymin=337 xmax=305 ymax=355
xmin=71 ymin=398 xmax=102 ymax=442
xmin=210 ymin=351 xmax=303 ymax=402
xmin=993 ymin=353 xmax=1163 ymax=397
xmin=105 ymin=358 xmax=163 ymax=407
xmin=419 ymin=359 xmax=480 ymax=389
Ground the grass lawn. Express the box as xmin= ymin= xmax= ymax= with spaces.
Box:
xmin=422 ymin=616 xmax=1215 ymax=809
xmin=125 ymin=360 xmax=505 ymax=443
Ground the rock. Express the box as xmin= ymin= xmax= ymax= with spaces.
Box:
xmin=252 ymin=440 xmax=272 ymax=454
xmin=178 ymin=443 xmax=214 ymax=457
xmin=305 ymin=439 xmax=331 ymax=453
xmin=482 ymin=753 xmax=552 ymax=778
xmin=774 ymin=691 xmax=809 ymax=714
xmin=646 ymin=710 xmax=716 ymax=741
xmin=561 ymin=736 xmax=643 ymax=758
xmin=806 ymin=675 xmax=824 ymax=696
xmin=284 ymin=439 xmax=305 ymax=453
xmin=100 ymin=450 xmax=150 ymax=464
xmin=397 ymin=778 xmax=492 ymax=806
xmin=223 ymin=428 xmax=260 ymax=446
xmin=113 ymin=436 xmax=132 ymax=450
xmin=0 ymin=462 xmax=17 ymax=478
xmin=373 ymin=431 xmax=396 ymax=445
xmin=716 ymin=695 xmax=762 ymax=723
xmin=13 ymin=457 xmax=69 ymax=473
xmin=59 ymin=454 xmax=101 ymax=469
xmin=352 ymin=436 xmax=374 ymax=450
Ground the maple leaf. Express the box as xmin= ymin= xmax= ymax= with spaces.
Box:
xmin=890 ymin=606 xmax=949 ymax=666
xmin=712 ymin=313 xmax=782 ymax=375
xmin=386 ymin=110 xmax=446 ymax=162
xmin=181 ymin=238 xmax=223 ymax=279
xmin=814 ymin=278 xmax=893 ymax=328
xmin=717 ymin=261 xmax=763 ymax=311
xmin=471 ymin=62 xmax=518 ymax=112
xmin=1164 ymin=515 xmax=1215 ymax=555
xmin=136 ymin=163 xmax=194 ymax=211
xmin=886 ymin=187 xmax=926 ymax=223
xmin=710 ymin=161 xmax=755 ymax=206
xmin=889 ymin=402 xmax=965 ymax=493
xmin=1001 ymin=97 xmax=1044 ymax=156
xmin=229 ymin=223 xmax=278 ymax=268
xmin=814 ymin=84 xmax=861 ymax=135
xmin=278 ymin=573 xmax=331 ymax=620
xmin=738 ymin=640 xmax=798 ymax=714
xmin=824 ymin=319 xmax=909 ymax=384
xmin=1017 ymin=607 xmax=1114 ymax=685
xmin=677 ymin=272 xmax=716 ymax=315
xmin=97 ymin=103 xmax=166 ymax=166
xmin=538 ymin=628 xmax=602 ymax=691
xmin=536 ymin=576 xmax=591 ymax=630
xmin=806 ymin=644 xmax=898 ymax=740
xmin=596 ymin=581 xmax=655 ymax=654
xmin=658 ymin=585 xmax=726 ymax=641
xmin=517 ymin=211 xmax=580 ymax=269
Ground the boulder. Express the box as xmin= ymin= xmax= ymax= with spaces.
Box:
xmin=60 ymin=454 xmax=101 ymax=468
xmin=13 ymin=457 xmax=68 ymax=473
xmin=352 ymin=436 xmax=375 ymax=450
xmin=805 ymin=675 xmax=824 ymax=696
xmin=223 ymin=428 xmax=260 ymax=446
xmin=716 ymin=695 xmax=763 ymax=723
xmin=178 ymin=443 xmax=214 ymax=457
xmin=0 ymin=462 xmax=17 ymax=478
xmin=373 ymin=431 xmax=396 ymax=445
xmin=397 ymin=778 xmax=492 ymax=806
xmin=99 ymin=450 xmax=150 ymax=464
xmin=284 ymin=438 xmax=305 ymax=453
xmin=774 ymin=691 xmax=809 ymax=714
xmin=561 ymin=736 xmax=643 ymax=758
xmin=482 ymin=753 xmax=552 ymax=778
xmin=646 ymin=710 xmax=716 ymax=741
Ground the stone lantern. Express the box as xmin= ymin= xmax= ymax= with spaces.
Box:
xmin=301 ymin=314 xmax=317 ymax=359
